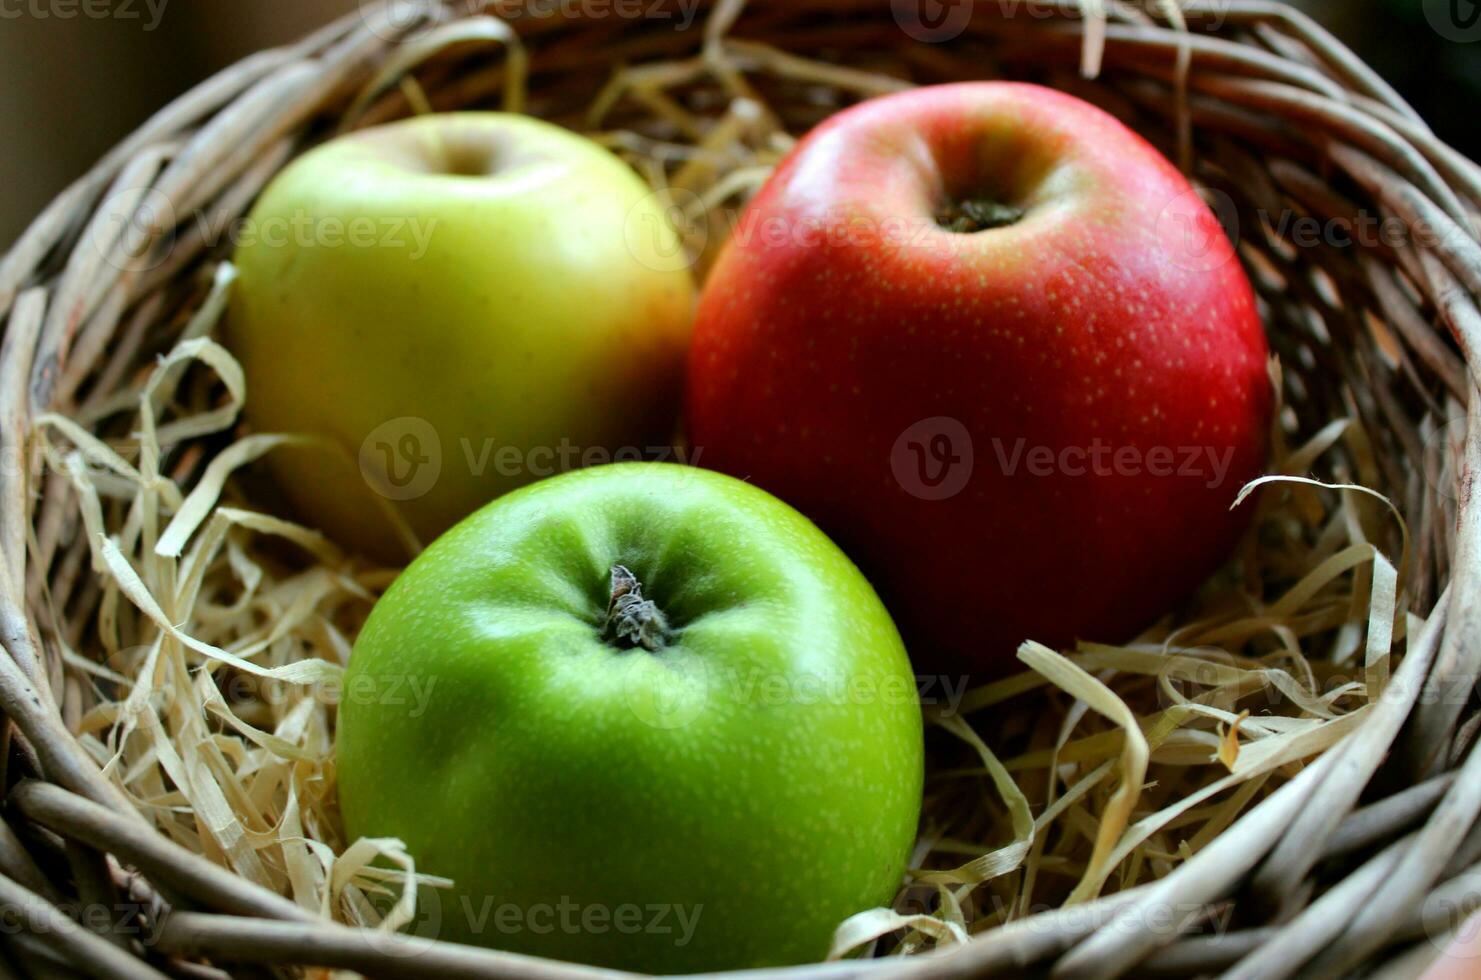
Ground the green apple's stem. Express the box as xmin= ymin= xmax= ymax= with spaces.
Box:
xmin=937 ymin=197 xmax=1025 ymax=233
xmin=604 ymin=565 xmax=673 ymax=652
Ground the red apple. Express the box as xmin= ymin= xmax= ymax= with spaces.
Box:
xmin=686 ymin=82 xmax=1271 ymax=677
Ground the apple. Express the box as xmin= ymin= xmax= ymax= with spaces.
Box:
xmin=335 ymin=463 xmax=924 ymax=971
xmin=227 ymin=112 xmax=695 ymax=563
xmin=687 ymin=82 xmax=1271 ymax=676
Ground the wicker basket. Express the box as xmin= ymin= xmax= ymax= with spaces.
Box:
xmin=2 ymin=0 xmax=1480 ymax=977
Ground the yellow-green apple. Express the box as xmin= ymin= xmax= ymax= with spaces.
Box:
xmin=336 ymin=463 xmax=924 ymax=971
xmin=228 ymin=113 xmax=695 ymax=562
xmin=687 ymin=82 xmax=1271 ymax=676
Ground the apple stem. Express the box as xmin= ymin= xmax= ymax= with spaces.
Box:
xmin=937 ymin=197 xmax=1025 ymax=233
xmin=604 ymin=564 xmax=673 ymax=652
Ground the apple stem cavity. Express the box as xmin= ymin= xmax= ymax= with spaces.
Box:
xmin=936 ymin=197 xmax=1025 ymax=234
xmin=604 ymin=564 xmax=673 ymax=652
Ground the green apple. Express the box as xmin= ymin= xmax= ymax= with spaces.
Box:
xmin=227 ymin=112 xmax=695 ymax=563
xmin=335 ymin=463 xmax=924 ymax=971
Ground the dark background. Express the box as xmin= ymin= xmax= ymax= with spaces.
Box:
xmin=1 ymin=0 xmax=1477 ymax=249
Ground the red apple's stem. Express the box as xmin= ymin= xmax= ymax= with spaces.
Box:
xmin=937 ymin=197 xmax=1025 ymax=233
xmin=604 ymin=565 xmax=673 ymax=652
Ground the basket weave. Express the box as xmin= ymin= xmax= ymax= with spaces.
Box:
xmin=2 ymin=0 xmax=1480 ymax=977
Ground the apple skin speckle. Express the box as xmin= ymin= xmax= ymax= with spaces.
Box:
xmin=686 ymin=82 xmax=1272 ymax=677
